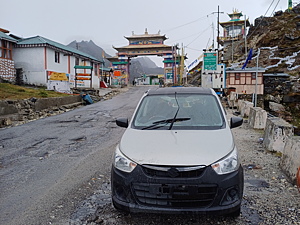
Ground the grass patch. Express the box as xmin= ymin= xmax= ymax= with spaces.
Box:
xmin=0 ymin=83 xmax=70 ymax=100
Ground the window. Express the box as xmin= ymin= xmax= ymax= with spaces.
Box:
xmin=133 ymin=94 xmax=224 ymax=129
xmin=75 ymin=57 xmax=79 ymax=65
xmin=235 ymin=73 xmax=240 ymax=80
xmin=55 ymin=51 xmax=60 ymax=63
xmin=251 ymin=72 xmax=256 ymax=80
xmin=0 ymin=40 xmax=13 ymax=60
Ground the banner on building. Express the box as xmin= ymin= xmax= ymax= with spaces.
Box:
xmin=48 ymin=71 xmax=69 ymax=81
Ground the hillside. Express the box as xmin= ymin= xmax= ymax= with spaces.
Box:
xmin=68 ymin=40 xmax=112 ymax=67
xmin=224 ymin=4 xmax=300 ymax=76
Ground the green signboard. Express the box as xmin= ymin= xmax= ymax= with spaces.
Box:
xmin=166 ymin=73 xmax=173 ymax=79
xmin=203 ymin=52 xmax=217 ymax=71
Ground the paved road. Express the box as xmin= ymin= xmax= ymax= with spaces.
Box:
xmin=0 ymin=86 xmax=149 ymax=225
xmin=1 ymin=86 xmax=299 ymax=225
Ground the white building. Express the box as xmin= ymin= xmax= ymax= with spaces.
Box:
xmin=201 ymin=64 xmax=226 ymax=91
xmin=13 ymin=36 xmax=103 ymax=91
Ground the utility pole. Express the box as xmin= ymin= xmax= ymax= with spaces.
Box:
xmin=212 ymin=5 xmax=224 ymax=50
xmin=244 ymin=15 xmax=247 ymax=58
xmin=232 ymin=22 xmax=234 ymax=62
xmin=212 ymin=22 xmax=215 ymax=49
xmin=179 ymin=44 xmax=185 ymax=84
xmin=255 ymin=49 xmax=260 ymax=107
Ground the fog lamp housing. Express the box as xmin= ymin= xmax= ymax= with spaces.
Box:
xmin=220 ymin=186 xmax=240 ymax=206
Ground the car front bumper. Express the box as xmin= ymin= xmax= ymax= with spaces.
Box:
xmin=111 ymin=164 xmax=244 ymax=215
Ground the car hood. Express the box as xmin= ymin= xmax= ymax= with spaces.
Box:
xmin=119 ymin=128 xmax=235 ymax=166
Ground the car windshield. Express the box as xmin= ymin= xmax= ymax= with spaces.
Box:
xmin=132 ymin=93 xmax=225 ymax=130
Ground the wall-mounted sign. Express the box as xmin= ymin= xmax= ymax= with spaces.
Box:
xmin=76 ymin=77 xmax=91 ymax=80
xmin=48 ymin=71 xmax=69 ymax=81
xmin=114 ymin=71 xmax=121 ymax=76
xmin=203 ymin=52 xmax=218 ymax=72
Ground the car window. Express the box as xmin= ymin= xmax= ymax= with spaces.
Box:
xmin=132 ymin=94 xmax=225 ymax=130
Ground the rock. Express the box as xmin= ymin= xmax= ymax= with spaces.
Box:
xmin=3 ymin=118 xmax=12 ymax=126
xmin=269 ymin=102 xmax=285 ymax=112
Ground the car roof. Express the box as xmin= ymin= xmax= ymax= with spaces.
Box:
xmin=146 ymin=87 xmax=214 ymax=96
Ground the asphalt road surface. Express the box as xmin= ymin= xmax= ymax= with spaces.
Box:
xmin=0 ymin=86 xmax=149 ymax=225
xmin=1 ymin=86 xmax=299 ymax=225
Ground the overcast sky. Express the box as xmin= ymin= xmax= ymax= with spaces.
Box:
xmin=2 ymin=0 xmax=292 ymax=67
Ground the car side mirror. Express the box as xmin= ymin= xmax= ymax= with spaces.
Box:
xmin=116 ymin=118 xmax=129 ymax=128
xmin=230 ymin=117 xmax=243 ymax=129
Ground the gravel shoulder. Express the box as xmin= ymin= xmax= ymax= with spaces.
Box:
xmin=228 ymin=108 xmax=300 ymax=224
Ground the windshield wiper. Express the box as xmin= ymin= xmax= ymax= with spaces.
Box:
xmin=169 ymin=92 xmax=179 ymax=130
xmin=142 ymin=117 xmax=191 ymax=130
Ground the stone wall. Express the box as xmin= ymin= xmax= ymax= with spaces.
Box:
xmin=236 ymin=98 xmax=299 ymax=185
xmin=280 ymin=136 xmax=300 ymax=184
xmin=264 ymin=77 xmax=300 ymax=129
xmin=262 ymin=117 xmax=294 ymax=153
xmin=248 ymin=107 xmax=267 ymax=129
xmin=0 ymin=95 xmax=82 ymax=128
xmin=0 ymin=58 xmax=15 ymax=83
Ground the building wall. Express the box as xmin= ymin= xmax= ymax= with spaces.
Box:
xmin=47 ymin=48 xmax=69 ymax=73
xmin=201 ymin=64 xmax=225 ymax=89
xmin=13 ymin=47 xmax=45 ymax=85
xmin=14 ymin=46 xmax=101 ymax=88
xmin=226 ymin=71 xmax=264 ymax=94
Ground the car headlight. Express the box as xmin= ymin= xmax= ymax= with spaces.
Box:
xmin=211 ymin=147 xmax=239 ymax=175
xmin=113 ymin=145 xmax=137 ymax=173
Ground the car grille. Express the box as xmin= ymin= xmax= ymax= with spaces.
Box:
xmin=132 ymin=183 xmax=218 ymax=208
xmin=142 ymin=165 xmax=206 ymax=178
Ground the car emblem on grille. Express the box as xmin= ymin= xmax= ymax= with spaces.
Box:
xmin=168 ymin=167 xmax=179 ymax=178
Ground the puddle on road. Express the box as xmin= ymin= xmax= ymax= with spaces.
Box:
xmin=68 ymin=179 xmax=266 ymax=225
xmin=246 ymin=179 xmax=270 ymax=188
xmin=241 ymin=195 xmax=262 ymax=224
xmin=69 ymin=182 xmax=111 ymax=225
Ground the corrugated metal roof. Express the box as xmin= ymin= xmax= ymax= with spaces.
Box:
xmin=74 ymin=65 xmax=93 ymax=69
xmin=100 ymin=67 xmax=113 ymax=72
xmin=114 ymin=44 xmax=171 ymax=49
xmin=226 ymin=67 xmax=266 ymax=72
xmin=0 ymin=31 xmax=17 ymax=42
xmin=264 ymin=73 xmax=290 ymax=77
xmin=16 ymin=36 xmax=102 ymax=63
xmin=125 ymin=34 xmax=167 ymax=39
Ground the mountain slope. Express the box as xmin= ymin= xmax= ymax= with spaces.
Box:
xmin=224 ymin=4 xmax=300 ymax=76
xmin=68 ymin=40 xmax=111 ymax=67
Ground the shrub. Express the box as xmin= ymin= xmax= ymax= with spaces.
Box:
xmin=39 ymin=91 xmax=48 ymax=97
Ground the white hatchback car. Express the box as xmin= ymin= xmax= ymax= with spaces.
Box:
xmin=111 ymin=87 xmax=243 ymax=216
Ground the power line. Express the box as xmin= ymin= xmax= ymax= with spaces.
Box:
xmin=247 ymin=0 xmax=277 ymax=39
xmin=186 ymin=26 xmax=211 ymax=47
xmin=163 ymin=15 xmax=208 ymax=33
xmin=185 ymin=46 xmax=203 ymax=52
xmin=270 ymin=0 xmax=281 ymax=15
xmin=172 ymin=28 xmax=210 ymax=43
